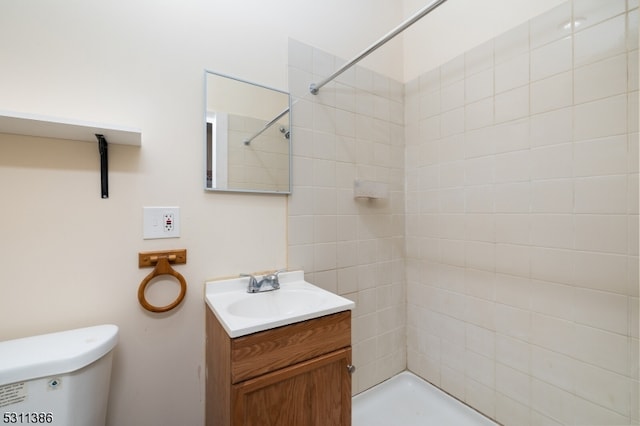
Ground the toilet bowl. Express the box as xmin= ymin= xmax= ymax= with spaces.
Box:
xmin=0 ymin=324 xmax=118 ymax=426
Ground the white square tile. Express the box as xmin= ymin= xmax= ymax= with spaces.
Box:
xmin=571 ymin=287 xmax=629 ymax=334
xmin=287 ymin=243 xmax=314 ymax=272
xmin=495 ymin=214 xmax=531 ymax=245
xmin=441 ymin=107 xmax=465 ymax=137
xmin=494 ymin=182 xmax=530 ymax=213
xmin=314 ymin=242 xmax=337 ymax=270
xmin=420 ymin=89 xmax=441 ymax=119
xmin=464 ymin=213 xmax=495 ymax=242
xmin=531 ymin=346 xmax=576 ymax=392
xmin=495 ymin=53 xmax=529 ymax=94
xmin=464 ymin=294 xmax=496 ymax=329
xmin=531 ymin=179 xmax=574 ymax=213
xmin=440 ymin=213 xmax=466 ymax=240
xmin=313 ymin=215 xmax=337 ymax=243
xmin=494 ymin=150 xmax=530 ymax=183
xmin=496 ymin=363 xmax=531 ymax=406
xmin=441 ymin=80 xmax=465 ymax=112
xmin=531 ymin=214 xmax=574 ymax=249
xmin=334 ymin=83 xmax=357 ymax=113
xmin=288 ymin=185 xmax=314 ymax=215
xmin=439 ymin=133 xmax=465 ymax=162
xmin=465 ymin=97 xmax=493 ymax=131
xmin=531 ymin=71 xmax=573 ymax=114
xmin=465 ymin=156 xmax=494 ymax=185
xmin=465 ymin=322 xmax=495 ymax=358
xmin=571 ymin=323 xmax=628 ymax=374
xmin=465 ymin=241 xmax=496 ymax=271
xmin=494 ymin=118 xmax=530 ymax=154
xmin=574 ymin=175 xmax=628 ymax=213
xmin=465 ymin=126 xmax=495 ymax=158
xmin=495 ymin=304 xmax=531 ymax=341
xmin=420 ymin=115 xmax=440 ymax=143
xmin=574 ymin=54 xmax=627 ymax=104
xmin=530 ymin=107 xmax=573 ymax=147
xmin=531 ymin=143 xmax=573 ymax=179
xmin=574 ymin=214 xmax=628 ymax=254
xmin=574 ymin=94 xmax=627 ymax=141
xmin=355 ymin=91 xmax=375 ymax=118
xmin=530 ymin=247 xmax=574 ymax=284
xmin=465 ymin=68 xmax=493 ymax=103
xmin=530 ymin=37 xmax=573 ymax=82
xmin=574 ymin=14 xmax=626 ymax=67
xmin=439 ymin=160 xmax=465 ymax=188
xmin=573 ymin=135 xmax=628 ymax=176
xmin=337 ymin=266 xmax=358 ymax=294
xmin=530 ymin=313 xmax=575 ymax=355
xmin=531 ymin=280 xmax=575 ymax=323
xmin=574 ymin=251 xmax=629 ymax=294
xmin=440 ymin=187 xmax=466 ymax=213
xmin=495 ymin=85 xmax=528 ymax=123
xmin=495 ymin=243 xmax=531 ymax=278
xmin=466 ymin=185 xmax=496 ymax=213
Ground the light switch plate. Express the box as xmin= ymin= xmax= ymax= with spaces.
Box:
xmin=143 ymin=207 xmax=180 ymax=239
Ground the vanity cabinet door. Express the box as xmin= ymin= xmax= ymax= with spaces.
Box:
xmin=231 ymin=348 xmax=352 ymax=426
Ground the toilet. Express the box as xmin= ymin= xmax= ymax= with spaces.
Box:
xmin=0 ymin=324 xmax=118 ymax=426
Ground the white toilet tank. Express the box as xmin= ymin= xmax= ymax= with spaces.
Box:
xmin=0 ymin=324 xmax=118 ymax=426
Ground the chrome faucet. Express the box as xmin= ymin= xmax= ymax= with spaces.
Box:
xmin=241 ymin=270 xmax=284 ymax=293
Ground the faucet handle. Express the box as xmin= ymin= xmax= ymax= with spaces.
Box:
xmin=240 ymin=273 xmax=259 ymax=293
xmin=270 ymin=269 xmax=287 ymax=289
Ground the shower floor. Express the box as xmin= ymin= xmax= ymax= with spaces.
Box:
xmin=352 ymin=371 xmax=498 ymax=426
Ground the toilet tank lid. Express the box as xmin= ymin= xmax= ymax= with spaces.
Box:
xmin=0 ymin=324 xmax=118 ymax=387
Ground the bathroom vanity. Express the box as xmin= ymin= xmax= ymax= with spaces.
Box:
xmin=204 ymin=271 xmax=354 ymax=426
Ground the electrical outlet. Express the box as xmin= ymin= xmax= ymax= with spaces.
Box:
xmin=163 ymin=213 xmax=174 ymax=232
xmin=143 ymin=207 xmax=180 ymax=239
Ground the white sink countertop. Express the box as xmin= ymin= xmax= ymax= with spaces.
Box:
xmin=205 ymin=270 xmax=355 ymax=338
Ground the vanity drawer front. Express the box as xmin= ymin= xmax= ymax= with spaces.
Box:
xmin=230 ymin=310 xmax=351 ymax=384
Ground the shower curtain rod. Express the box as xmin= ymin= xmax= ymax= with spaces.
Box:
xmin=243 ymin=106 xmax=290 ymax=145
xmin=309 ymin=0 xmax=448 ymax=95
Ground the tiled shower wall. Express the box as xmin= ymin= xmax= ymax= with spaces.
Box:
xmin=405 ymin=1 xmax=639 ymax=425
xmin=287 ymin=39 xmax=407 ymax=394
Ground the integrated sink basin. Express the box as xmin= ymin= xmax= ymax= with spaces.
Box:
xmin=205 ymin=270 xmax=355 ymax=337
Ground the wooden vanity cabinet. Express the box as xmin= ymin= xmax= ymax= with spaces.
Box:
xmin=206 ymin=309 xmax=352 ymax=426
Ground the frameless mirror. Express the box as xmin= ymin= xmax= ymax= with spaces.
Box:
xmin=205 ymin=71 xmax=291 ymax=194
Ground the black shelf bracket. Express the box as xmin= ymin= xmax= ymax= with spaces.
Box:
xmin=95 ymin=134 xmax=108 ymax=199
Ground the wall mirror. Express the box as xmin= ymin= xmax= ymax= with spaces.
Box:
xmin=205 ymin=70 xmax=291 ymax=194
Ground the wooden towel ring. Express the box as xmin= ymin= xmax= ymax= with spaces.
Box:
xmin=138 ymin=255 xmax=187 ymax=313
